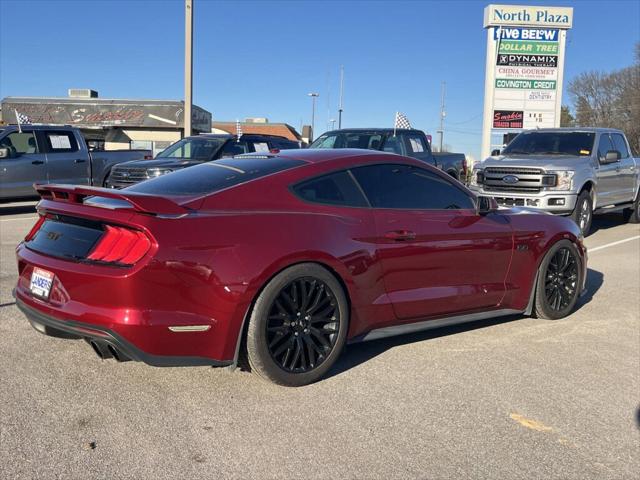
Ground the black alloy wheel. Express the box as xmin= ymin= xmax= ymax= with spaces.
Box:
xmin=245 ymin=263 xmax=349 ymax=386
xmin=266 ymin=277 xmax=340 ymax=373
xmin=544 ymin=247 xmax=579 ymax=312
xmin=534 ymin=240 xmax=582 ymax=320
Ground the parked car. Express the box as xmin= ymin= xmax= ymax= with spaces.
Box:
xmin=469 ymin=128 xmax=640 ymax=235
xmin=106 ymin=133 xmax=301 ymax=189
xmin=0 ymin=125 xmax=151 ymax=202
xmin=15 ymin=149 xmax=586 ymax=386
xmin=310 ymin=128 xmax=467 ymax=182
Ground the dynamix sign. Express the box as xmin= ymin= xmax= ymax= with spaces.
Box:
xmin=481 ymin=4 xmax=572 ymax=158
xmin=497 ymin=54 xmax=558 ymax=68
xmin=484 ymin=4 xmax=573 ymax=28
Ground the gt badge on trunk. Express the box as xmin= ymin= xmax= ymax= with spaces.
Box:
xmin=30 ymin=267 xmax=54 ymax=299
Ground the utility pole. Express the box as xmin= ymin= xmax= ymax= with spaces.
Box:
xmin=184 ymin=0 xmax=193 ymax=138
xmin=437 ymin=81 xmax=446 ymax=152
xmin=338 ymin=65 xmax=344 ymax=129
xmin=308 ymin=92 xmax=319 ymax=142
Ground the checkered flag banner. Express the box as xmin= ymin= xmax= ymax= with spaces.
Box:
xmin=394 ymin=112 xmax=412 ymax=129
xmin=236 ymin=119 xmax=243 ymax=140
xmin=15 ymin=109 xmax=32 ymax=125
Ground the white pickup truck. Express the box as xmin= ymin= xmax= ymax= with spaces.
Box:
xmin=470 ymin=128 xmax=639 ymax=235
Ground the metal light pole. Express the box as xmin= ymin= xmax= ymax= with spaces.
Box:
xmin=338 ymin=65 xmax=344 ymax=129
xmin=329 ymin=119 xmax=336 ymax=130
xmin=437 ymin=81 xmax=446 ymax=152
xmin=308 ymin=92 xmax=319 ymax=142
xmin=184 ymin=0 xmax=193 ymax=138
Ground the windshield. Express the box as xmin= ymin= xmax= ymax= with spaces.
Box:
xmin=310 ymin=132 xmax=383 ymax=150
xmin=502 ymin=131 xmax=595 ymax=156
xmin=156 ymin=137 xmax=227 ymax=160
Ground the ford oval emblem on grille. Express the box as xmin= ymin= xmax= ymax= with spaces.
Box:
xmin=502 ymin=175 xmax=519 ymax=184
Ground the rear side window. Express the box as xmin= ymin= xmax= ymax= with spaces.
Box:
xmin=293 ymin=171 xmax=368 ymax=207
xmin=45 ymin=131 xmax=79 ymax=153
xmin=351 ymin=164 xmax=474 ymax=210
xmin=126 ymin=156 xmax=305 ymax=195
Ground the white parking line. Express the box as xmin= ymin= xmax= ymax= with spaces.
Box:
xmin=589 ymin=235 xmax=640 ymax=253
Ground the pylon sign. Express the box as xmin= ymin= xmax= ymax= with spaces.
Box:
xmin=480 ymin=4 xmax=573 ymax=159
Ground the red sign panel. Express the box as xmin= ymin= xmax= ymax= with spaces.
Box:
xmin=493 ymin=110 xmax=524 ymax=129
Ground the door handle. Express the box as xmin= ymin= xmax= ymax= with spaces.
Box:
xmin=74 ymin=159 xmax=86 ymax=164
xmin=385 ymin=230 xmax=416 ymax=241
xmin=31 ymin=160 xmax=44 ymax=165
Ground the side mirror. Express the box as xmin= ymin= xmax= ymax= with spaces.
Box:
xmin=0 ymin=147 xmax=10 ymax=159
xmin=491 ymin=149 xmax=501 ymax=156
xmin=477 ymin=195 xmax=498 ymax=215
xmin=603 ymin=150 xmax=621 ymax=163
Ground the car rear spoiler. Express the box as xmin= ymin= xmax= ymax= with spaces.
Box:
xmin=34 ymin=184 xmax=189 ymax=216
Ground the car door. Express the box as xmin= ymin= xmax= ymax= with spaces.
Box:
xmin=610 ymin=133 xmax=636 ymax=203
xmin=351 ymin=163 xmax=514 ymax=320
xmin=42 ymin=130 xmax=89 ymax=185
xmin=399 ymin=132 xmax=433 ymax=164
xmin=595 ymin=133 xmax=622 ymax=206
xmin=0 ymin=129 xmax=47 ymax=199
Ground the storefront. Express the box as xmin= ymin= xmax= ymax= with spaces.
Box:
xmin=1 ymin=93 xmax=211 ymax=156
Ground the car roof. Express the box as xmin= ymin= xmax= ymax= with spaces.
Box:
xmin=519 ymin=127 xmax=624 ymax=134
xmin=319 ymin=128 xmax=421 ymax=134
xmin=258 ymin=148 xmax=398 ymax=165
xmin=193 ymin=133 xmax=291 ymax=140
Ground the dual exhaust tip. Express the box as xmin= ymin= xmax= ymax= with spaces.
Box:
xmin=87 ymin=339 xmax=131 ymax=362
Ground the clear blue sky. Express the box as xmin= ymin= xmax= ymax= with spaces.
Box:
xmin=1 ymin=0 xmax=638 ymax=159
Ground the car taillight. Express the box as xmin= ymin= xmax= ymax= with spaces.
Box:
xmin=87 ymin=225 xmax=151 ymax=265
xmin=24 ymin=216 xmax=46 ymax=241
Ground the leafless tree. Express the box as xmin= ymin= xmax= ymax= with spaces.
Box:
xmin=568 ymin=42 xmax=640 ymax=154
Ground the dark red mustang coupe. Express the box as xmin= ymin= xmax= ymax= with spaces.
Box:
xmin=15 ymin=149 xmax=587 ymax=386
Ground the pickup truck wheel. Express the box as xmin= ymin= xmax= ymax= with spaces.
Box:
xmin=622 ymin=194 xmax=640 ymax=224
xmin=534 ymin=240 xmax=582 ymax=320
xmin=571 ymin=191 xmax=593 ymax=236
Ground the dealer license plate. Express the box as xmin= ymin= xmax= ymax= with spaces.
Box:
xmin=30 ymin=267 xmax=54 ymax=299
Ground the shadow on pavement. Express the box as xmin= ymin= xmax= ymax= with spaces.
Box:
xmin=0 ymin=203 xmax=37 ymax=216
xmin=589 ymin=212 xmax=628 ymax=234
xmin=330 ymin=267 xmax=604 ymax=379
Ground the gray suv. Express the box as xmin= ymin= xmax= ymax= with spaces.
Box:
xmin=470 ymin=128 xmax=639 ymax=234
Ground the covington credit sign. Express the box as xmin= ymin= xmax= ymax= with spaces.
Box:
xmin=480 ymin=4 xmax=573 ymax=159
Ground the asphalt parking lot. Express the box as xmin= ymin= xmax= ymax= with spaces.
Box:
xmin=0 ymin=202 xmax=638 ymax=480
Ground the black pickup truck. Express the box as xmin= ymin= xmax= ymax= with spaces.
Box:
xmin=310 ymin=128 xmax=467 ymax=182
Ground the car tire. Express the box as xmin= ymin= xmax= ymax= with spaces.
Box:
xmin=245 ymin=263 xmax=349 ymax=387
xmin=622 ymin=193 xmax=640 ymax=224
xmin=571 ymin=190 xmax=593 ymax=236
xmin=534 ymin=240 xmax=582 ymax=320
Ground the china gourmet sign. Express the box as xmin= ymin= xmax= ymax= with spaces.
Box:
xmin=493 ymin=110 xmax=523 ymax=129
xmin=481 ymin=4 xmax=572 ymax=158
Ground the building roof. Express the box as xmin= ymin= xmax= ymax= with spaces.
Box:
xmin=1 ymin=96 xmax=212 ymax=132
xmin=212 ymin=121 xmax=302 ymax=141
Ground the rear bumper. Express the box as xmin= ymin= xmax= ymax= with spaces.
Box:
xmin=16 ymin=298 xmax=231 ymax=368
